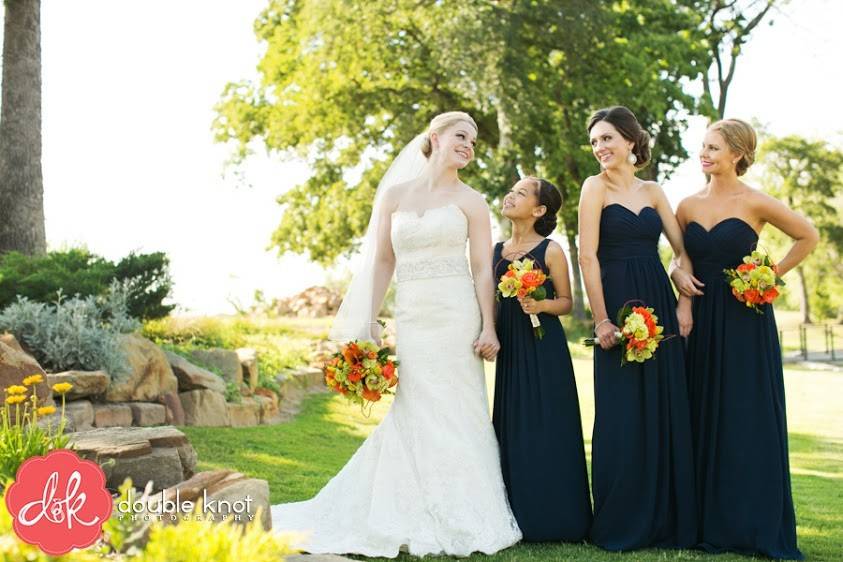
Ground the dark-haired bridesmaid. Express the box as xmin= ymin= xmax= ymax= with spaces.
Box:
xmin=578 ymin=106 xmax=697 ymax=551
xmin=674 ymin=118 xmax=816 ymax=560
xmin=492 ymin=176 xmax=592 ymax=543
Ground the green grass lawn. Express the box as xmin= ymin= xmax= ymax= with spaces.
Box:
xmin=182 ymin=357 xmax=843 ymax=562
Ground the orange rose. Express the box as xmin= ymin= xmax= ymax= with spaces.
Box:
xmin=763 ymin=287 xmax=779 ymax=303
xmin=382 ymin=362 xmax=395 ymax=380
xmin=362 ymin=388 xmax=382 ymax=402
xmin=505 ymin=269 xmax=516 ymax=278
xmin=348 ymin=367 xmax=363 ymax=383
xmin=520 ymin=271 xmax=544 ymax=289
xmin=744 ymin=288 xmax=760 ymax=304
xmin=736 ymin=263 xmax=756 ymax=273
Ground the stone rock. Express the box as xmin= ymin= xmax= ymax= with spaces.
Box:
xmin=64 ymin=399 xmax=94 ymax=430
xmin=274 ymin=286 xmax=341 ymax=318
xmin=105 ymin=334 xmax=178 ymax=402
xmin=93 ymin=403 xmax=133 ymax=428
xmin=67 ymin=426 xmax=197 ymax=491
xmin=273 ymin=367 xmax=327 ymax=422
xmin=0 ymin=333 xmax=24 ymax=353
xmin=0 ymin=340 xmax=53 ymax=418
xmin=157 ymin=391 xmax=185 ymax=426
xmin=226 ymin=397 xmax=260 ymax=427
xmin=155 ymin=470 xmax=271 ymax=530
xmin=253 ymin=390 xmax=278 ymax=422
xmin=206 ymin=475 xmax=271 ymax=530
xmin=36 ymin=410 xmax=76 ymax=433
xmin=46 ymin=370 xmax=109 ymax=399
xmin=179 ymin=389 xmax=230 ymax=426
xmin=236 ymin=348 xmax=258 ymax=389
xmin=129 ymin=402 xmax=166 ymax=426
xmin=187 ymin=348 xmax=242 ymax=386
xmin=164 ymin=351 xmax=226 ymax=393
xmin=109 ymin=447 xmax=184 ymax=491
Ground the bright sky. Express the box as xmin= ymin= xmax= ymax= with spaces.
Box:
xmin=2 ymin=1 xmax=841 ymax=314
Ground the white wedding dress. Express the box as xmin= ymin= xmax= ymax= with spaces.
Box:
xmin=271 ymin=203 xmax=522 ymax=557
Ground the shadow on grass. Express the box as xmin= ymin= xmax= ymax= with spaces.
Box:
xmin=181 ymin=398 xmax=843 ymax=562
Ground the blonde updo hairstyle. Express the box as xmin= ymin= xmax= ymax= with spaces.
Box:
xmin=420 ymin=111 xmax=478 ymax=159
xmin=709 ymin=118 xmax=757 ymax=176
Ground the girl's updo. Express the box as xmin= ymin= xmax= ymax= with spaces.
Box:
xmin=526 ymin=176 xmax=562 ymax=237
xmin=420 ymin=111 xmax=478 ymax=159
xmin=709 ymin=118 xmax=757 ymax=176
xmin=587 ymin=106 xmax=652 ymax=168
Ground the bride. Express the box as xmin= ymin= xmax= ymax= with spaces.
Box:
xmin=270 ymin=111 xmax=522 ymax=557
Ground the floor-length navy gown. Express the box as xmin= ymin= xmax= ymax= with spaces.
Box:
xmin=589 ymin=204 xmax=697 ymax=550
xmin=684 ymin=217 xmax=802 ymax=560
xmin=492 ymin=239 xmax=593 ymax=542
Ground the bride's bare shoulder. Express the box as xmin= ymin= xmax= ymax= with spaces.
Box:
xmin=456 ymin=185 xmax=492 ymax=219
xmin=381 ymin=179 xmax=419 ymax=209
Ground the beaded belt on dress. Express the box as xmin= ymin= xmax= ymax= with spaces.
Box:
xmin=395 ymin=255 xmax=470 ymax=283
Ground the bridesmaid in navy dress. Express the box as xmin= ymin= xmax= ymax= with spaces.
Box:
xmin=674 ymin=119 xmax=817 ymax=560
xmin=492 ymin=176 xmax=592 ymax=542
xmin=578 ymin=106 xmax=697 ymax=551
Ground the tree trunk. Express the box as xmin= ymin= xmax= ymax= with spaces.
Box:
xmin=796 ymin=265 xmax=811 ymax=324
xmin=0 ymin=0 xmax=46 ymax=255
xmin=564 ymin=225 xmax=585 ymax=319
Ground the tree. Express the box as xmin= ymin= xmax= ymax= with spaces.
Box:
xmin=758 ymin=135 xmax=843 ymax=322
xmin=690 ymin=0 xmax=780 ymax=118
xmin=0 ymin=0 xmax=46 ymax=255
xmin=214 ymin=0 xmax=712 ymax=318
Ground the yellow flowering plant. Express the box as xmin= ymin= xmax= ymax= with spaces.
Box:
xmin=1 ymin=374 xmax=74 ymax=488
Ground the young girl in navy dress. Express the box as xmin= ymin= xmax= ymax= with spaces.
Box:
xmin=492 ymin=176 xmax=592 ymax=543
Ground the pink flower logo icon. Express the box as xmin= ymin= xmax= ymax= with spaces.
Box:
xmin=4 ymin=449 xmax=113 ymax=555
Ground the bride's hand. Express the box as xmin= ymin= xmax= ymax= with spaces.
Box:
xmin=369 ymin=321 xmax=384 ymax=344
xmin=474 ymin=328 xmax=500 ymax=361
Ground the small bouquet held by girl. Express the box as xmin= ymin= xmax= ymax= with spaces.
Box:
xmin=497 ymin=257 xmax=550 ymax=339
xmin=583 ymin=301 xmax=672 ymax=365
xmin=723 ymin=249 xmax=784 ymax=314
xmin=323 ymin=325 xmax=398 ymax=415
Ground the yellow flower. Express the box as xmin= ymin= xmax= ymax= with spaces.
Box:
xmin=52 ymin=382 xmax=73 ymax=394
xmin=36 ymin=406 xmax=56 ymax=416
xmin=5 ymin=385 xmax=27 ymax=395
xmin=22 ymin=374 xmax=44 ymax=386
xmin=5 ymin=395 xmax=26 ymax=405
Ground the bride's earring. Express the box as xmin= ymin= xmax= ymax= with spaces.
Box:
xmin=627 ymin=152 xmax=638 ymax=165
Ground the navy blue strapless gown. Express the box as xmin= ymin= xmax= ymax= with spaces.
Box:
xmin=684 ymin=218 xmax=802 ymax=560
xmin=492 ymin=239 xmax=593 ymax=542
xmin=589 ymin=204 xmax=697 ymax=551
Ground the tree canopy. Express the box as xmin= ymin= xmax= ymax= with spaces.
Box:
xmin=214 ymin=0 xmax=772 ymax=317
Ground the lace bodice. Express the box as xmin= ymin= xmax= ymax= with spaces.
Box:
xmin=391 ymin=203 xmax=471 ymax=283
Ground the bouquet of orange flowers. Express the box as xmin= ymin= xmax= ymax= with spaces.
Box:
xmin=323 ymin=339 xmax=398 ymax=415
xmin=583 ymin=302 xmax=668 ymax=365
xmin=497 ymin=257 xmax=550 ymax=339
xmin=724 ymin=249 xmax=785 ymax=314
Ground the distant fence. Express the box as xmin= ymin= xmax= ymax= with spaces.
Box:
xmin=779 ymin=323 xmax=843 ymax=362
